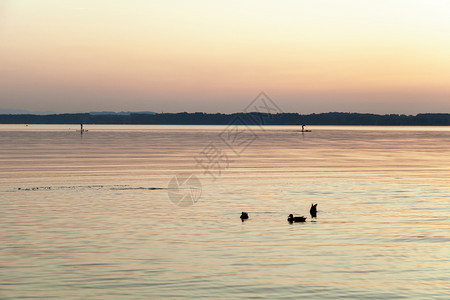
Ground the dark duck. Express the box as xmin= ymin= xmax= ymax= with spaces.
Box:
xmin=310 ymin=203 xmax=318 ymax=219
xmin=240 ymin=212 xmax=249 ymax=221
xmin=287 ymin=214 xmax=306 ymax=223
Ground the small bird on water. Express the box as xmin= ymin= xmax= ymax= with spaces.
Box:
xmin=310 ymin=203 xmax=318 ymax=219
xmin=240 ymin=212 xmax=249 ymax=221
xmin=287 ymin=214 xmax=307 ymax=223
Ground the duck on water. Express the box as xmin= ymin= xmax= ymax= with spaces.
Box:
xmin=310 ymin=203 xmax=317 ymax=219
xmin=287 ymin=214 xmax=307 ymax=223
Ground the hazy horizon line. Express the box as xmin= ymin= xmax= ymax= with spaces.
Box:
xmin=1 ymin=109 xmax=448 ymax=116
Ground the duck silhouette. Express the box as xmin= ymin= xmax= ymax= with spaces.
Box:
xmin=310 ymin=203 xmax=317 ymax=218
xmin=287 ymin=214 xmax=306 ymax=223
xmin=240 ymin=212 xmax=249 ymax=221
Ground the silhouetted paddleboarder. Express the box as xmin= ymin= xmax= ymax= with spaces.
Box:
xmin=79 ymin=124 xmax=88 ymax=134
xmin=301 ymin=124 xmax=311 ymax=132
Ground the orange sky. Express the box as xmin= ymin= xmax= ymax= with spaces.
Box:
xmin=0 ymin=0 xmax=449 ymax=113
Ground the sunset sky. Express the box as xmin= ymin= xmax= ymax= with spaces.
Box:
xmin=1 ymin=0 xmax=449 ymax=114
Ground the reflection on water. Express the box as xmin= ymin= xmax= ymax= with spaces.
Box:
xmin=0 ymin=125 xmax=449 ymax=299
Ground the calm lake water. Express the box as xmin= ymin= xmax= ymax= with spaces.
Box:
xmin=0 ymin=124 xmax=449 ymax=299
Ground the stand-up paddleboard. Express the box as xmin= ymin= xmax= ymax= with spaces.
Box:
xmin=300 ymin=124 xmax=311 ymax=132
xmin=77 ymin=124 xmax=88 ymax=133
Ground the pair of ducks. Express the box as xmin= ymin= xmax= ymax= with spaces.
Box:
xmin=240 ymin=204 xmax=318 ymax=223
xmin=287 ymin=202 xmax=317 ymax=223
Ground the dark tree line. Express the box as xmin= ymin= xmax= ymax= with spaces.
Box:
xmin=0 ymin=112 xmax=449 ymax=125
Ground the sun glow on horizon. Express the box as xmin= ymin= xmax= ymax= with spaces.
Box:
xmin=0 ymin=0 xmax=449 ymax=113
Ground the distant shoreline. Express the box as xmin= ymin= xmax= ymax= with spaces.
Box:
xmin=0 ymin=112 xmax=449 ymax=126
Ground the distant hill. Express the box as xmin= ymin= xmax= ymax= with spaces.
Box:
xmin=89 ymin=111 xmax=156 ymax=115
xmin=0 ymin=112 xmax=449 ymax=125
